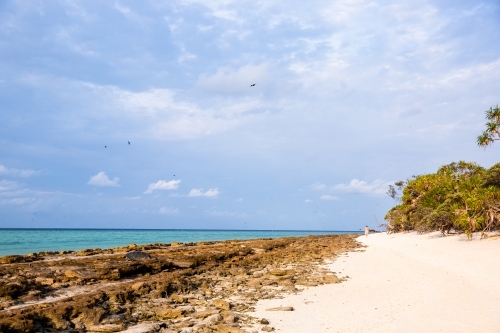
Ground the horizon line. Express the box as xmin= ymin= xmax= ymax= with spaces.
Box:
xmin=0 ymin=228 xmax=363 ymax=232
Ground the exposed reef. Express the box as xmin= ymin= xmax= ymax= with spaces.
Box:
xmin=0 ymin=234 xmax=360 ymax=333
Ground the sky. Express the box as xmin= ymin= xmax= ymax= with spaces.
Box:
xmin=1 ymin=0 xmax=500 ymax=230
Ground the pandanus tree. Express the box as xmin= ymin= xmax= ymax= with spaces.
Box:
xmin=477 ymin=104 xmax=500 ymax=147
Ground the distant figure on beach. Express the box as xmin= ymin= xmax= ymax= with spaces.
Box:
xmin=364 ymin=225 xmax=369 ymax=237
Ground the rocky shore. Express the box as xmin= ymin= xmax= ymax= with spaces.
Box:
xmin=0 ymin=234 xmax=361 ymax=333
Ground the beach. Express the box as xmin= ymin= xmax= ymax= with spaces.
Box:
xmin=0 ymin=234 xmax=359 ymax=332
xmin=252 ymin=232 xmax=500 ymax=332
xmin=1 ymin=232 xmax=499 ymax=332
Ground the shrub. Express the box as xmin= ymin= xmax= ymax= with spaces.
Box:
xmin=384 ymin=161 xmax=500 ymax=238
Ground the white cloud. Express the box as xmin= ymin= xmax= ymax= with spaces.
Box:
xmin=304 ymin=199 xmax=313 ymax=203
xmin=0 ymin=179 xmax=77 ymax=211
xmin=188 ymin=188 xmax=220 ymax=198
xmin=87 ymin=172 xmax=120 ymax=187
xmin=158 ymin=207 xmax=179 ymax=214
xmin=332 ymin=179 xmax=393 ymax=196
xmin=83 ymin=84 xmax=264 ymax=140
xmin=0 ymin=179 xmax=22 ymax=192
xmin=0 ymin=165 xmax=41 ymax=178
xmin=309 ymin=182 xmax=327 ymax=191
xmin=144 ymin=179 xmax=181 ymax=194
xmin=320 ymin=195 xmax=339 ymax=201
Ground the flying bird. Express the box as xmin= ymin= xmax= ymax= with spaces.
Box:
xmin=105 ymin=146 xmax=107 ymax=148
xmin=250 ymin=84 xmax=255 ymax=87
xmin=128 ymin=141 xmax=130 ymax=145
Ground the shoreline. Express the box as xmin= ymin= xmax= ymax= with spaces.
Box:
xmin=0 ymin=229 xmax=361 ymax=257
xmin=4 ymin=231 xmax=497 ymax=332
xmin=251 ymin=232 xmax=500 ymax=332
xmin=0 ymin=234 xmax=360 ymax=332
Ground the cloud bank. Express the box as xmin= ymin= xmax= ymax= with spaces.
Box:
xmin=144 ymin=180 xmax=181 ymax=194
xmin=87 ymin=172 xmax=120 ymax=187
xmin=320 ymin=195 xmax=339 ymax=201
xmin=0 ymin=165 xmax=41 ymax=178
xmin=332 ymin=179 xmax=393 ymax=196
xmin=188 ymin=188 xmax=220 ymax=198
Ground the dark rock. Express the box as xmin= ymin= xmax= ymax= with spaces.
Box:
xmin=126 ymin=251 xmax=150 ymax=260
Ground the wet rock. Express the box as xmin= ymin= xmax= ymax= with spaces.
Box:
xmin=126 ymin=251 xmax=150 ymax=261
xmin=0 ymin=281 xmax=28 ymax=299
xmin=25 ymin=290 xmax=42 ymax=301
xmin=0 ymin=255 xmax=24 ymax=264
xmin=260 ymin=318 xmax=269 ymax=325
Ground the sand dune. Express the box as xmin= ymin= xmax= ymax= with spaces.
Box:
xmin=252 ymin=232 xmax=500 ymax=332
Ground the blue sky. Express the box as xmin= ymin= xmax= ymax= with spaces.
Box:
xmin=1 ymin=0 xmax=500 ymax=230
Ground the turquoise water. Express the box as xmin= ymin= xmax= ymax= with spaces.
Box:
xmin=0 ymin=229 xmax=360 ymax=256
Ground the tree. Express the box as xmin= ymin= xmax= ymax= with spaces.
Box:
xmin=477 ymin=104 xmax=500 ymax=147
xmin=384 ymin=161 xmax=500 ymax=238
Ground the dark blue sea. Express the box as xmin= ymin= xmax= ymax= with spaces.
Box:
xmin=0 ymin=229 xmax=360 ymax=256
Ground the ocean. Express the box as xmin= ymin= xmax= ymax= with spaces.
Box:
xmin=0 ymin=229 xmax=360 ymax=257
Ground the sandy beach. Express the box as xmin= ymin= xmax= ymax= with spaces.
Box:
xmin=2 ymin=232 xmax=499 ymax=332
xmin=252 ymin=232 xmax=500 ymax=332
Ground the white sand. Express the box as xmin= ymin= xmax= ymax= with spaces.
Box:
xmin=251 ymin=232 xmax=500 ymax=332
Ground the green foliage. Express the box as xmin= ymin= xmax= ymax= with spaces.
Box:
xmin=477 ymin=104 xmax=500 ymax=147
xmin=482 ymin=162 xmax=500 ymax=187
xmin=384 ymin=161 xmax=500 ymax=237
